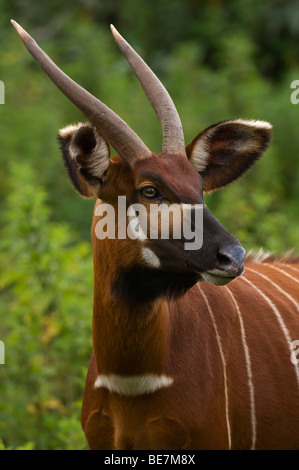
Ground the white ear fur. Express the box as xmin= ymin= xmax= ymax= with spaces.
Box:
xmin=189 ymin=119 xmax=272 ymax=173
xmin=188 ymin=129 xmax=211 ymax=173
xmin=58 ymin=122 xmax=111 ymax=198
xmin=59 ymin=122 xmax=110 ymax=177
xmin=58 ymin=122 xmax=85 ymax=139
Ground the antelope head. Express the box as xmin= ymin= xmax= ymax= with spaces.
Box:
xmin=12 ymin=21 xmax=272 ymax=302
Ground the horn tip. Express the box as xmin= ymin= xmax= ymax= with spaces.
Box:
xmin=10 ymin=19 xmax=22 ymax=32
xmin=10 ymin=19 xmax=19 ymax=29
xmin=10 ymin=19 xmax=30 ymax=41
xmin=110 ymin=24 xmax=122 ymax=43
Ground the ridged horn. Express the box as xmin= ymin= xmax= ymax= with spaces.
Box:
xmin=11 ymin=20 xmax=151 ymax=164
xmin=110 ymin=25 xmax=186 ymax=157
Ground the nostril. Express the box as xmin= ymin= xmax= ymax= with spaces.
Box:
xmin=217 ymin=245 xmax=245 ymax=273
xmin=217 ymin=250 xmax=233 ymax=267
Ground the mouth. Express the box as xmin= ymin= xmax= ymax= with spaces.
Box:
xmin=198 ymin=268 xmax=244 ymax=286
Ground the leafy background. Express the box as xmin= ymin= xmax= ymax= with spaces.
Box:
xmin=0 ymin=0 xmax=299 ymax=449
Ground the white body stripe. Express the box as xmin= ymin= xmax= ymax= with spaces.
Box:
xmin=280 ymin=264 xmax=299 ymax=274
xmin=265 ymin=264 xmax=299 ymax=284
xmin=240 ymin=276 xmax=299 ymax=389
xmin=197 ymin=285 xmax=231 ymax=449
xmin=246 ymin=267 xmax=299 ymax=313
xmin=94 ymin=373 xmax=173 ymax=396
xmin=225 ymin=286 xmax=256 ymax=450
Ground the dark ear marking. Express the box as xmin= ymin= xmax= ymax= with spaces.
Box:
xmin=58 ymin=123 xmax=110 ymax=198
xmin=187 ymin=119 xmax=272 ymax=193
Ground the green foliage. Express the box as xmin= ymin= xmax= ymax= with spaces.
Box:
xmin=0 ymin=0 xmax=299 ymax=450
xmin=0 ymin=163 xmax=92 ymax=449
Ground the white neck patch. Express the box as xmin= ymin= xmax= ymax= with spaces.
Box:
xmin=94 ymin=373 xmax=173 ymax=396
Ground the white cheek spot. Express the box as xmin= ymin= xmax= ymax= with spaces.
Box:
xmin=142 ymin=247 xmax=161 ymax=268
xmin=127 ymin=220 xmax=147 ymax=241
xmin=127 ymin=204 xmax=148 ymax=241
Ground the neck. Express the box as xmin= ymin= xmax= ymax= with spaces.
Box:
xmin=92 ymin=264 xmax=170 ymax=378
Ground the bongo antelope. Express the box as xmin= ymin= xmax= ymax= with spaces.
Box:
xmin=12 ymin=20 xmax=299 ymax=450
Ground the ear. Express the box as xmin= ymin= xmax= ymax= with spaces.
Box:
xmin=186 ymin=119 xmax=272 ymax=193
xmin=58 ymin=123 xmax=110 ymax=198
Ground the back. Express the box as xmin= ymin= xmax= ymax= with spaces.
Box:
xmin=190 ymin=256 xmax=299 ymax=449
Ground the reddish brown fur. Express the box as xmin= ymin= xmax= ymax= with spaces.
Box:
xmin=81 ymin=257 xmax=299 ymax=449
xmin=58 ymin=124 xmax=299 ymax=450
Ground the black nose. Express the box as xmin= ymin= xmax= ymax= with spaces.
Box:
xmin=217 ymin=245 xmax=245 ymax=276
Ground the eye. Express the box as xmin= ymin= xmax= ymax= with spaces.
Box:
xmin=140 ymin=186 xmax=161 ymax=200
